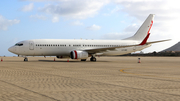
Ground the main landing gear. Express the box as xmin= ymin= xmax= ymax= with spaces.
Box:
xmin=90 ymin=56 xmax=96 ymax=62
xmin=24 ymin=57 xmax=28 ymax=61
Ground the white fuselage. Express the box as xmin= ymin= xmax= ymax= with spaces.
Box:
xmin=8 ymin=39 xmax=151 ymax=57
xmin=8 ymin=14 xmax=156 ymax=60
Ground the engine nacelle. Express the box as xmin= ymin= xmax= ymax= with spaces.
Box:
xmin=70 ymin=50 xmax=88 ymax=59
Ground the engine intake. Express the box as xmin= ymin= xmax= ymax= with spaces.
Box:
xmin=70 ymin=50 xmax=88 ymax=59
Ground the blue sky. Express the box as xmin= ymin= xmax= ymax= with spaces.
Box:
xmin=0 ymin=0 xmax=179 ymax=56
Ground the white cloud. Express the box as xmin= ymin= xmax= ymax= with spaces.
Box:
xmin=21 ymin=3 xmax=34 ymax=12
xmin=111 ymin=6 xmax=121 ymax=13
xmin=40 ymin=0 xmax=109 ymax=21
xmin=124 ymin=23 xmax=139 ymax=34
xmin=87 ymin=24 xmax=101 ymax=30
xmin=71 ymin=21 xmax=83 ymax=26
xmin=111 ymin=0 xmax=180 ymax=52
xmin=20 ymin=0 xmax=69 ymax=1
xmin=101 ymin=32 xmax=128 ymax=40
xmin=101 ymin=23 xmax=139 ymax=40
xmin=19 ymin=0 xmax=180 ymax=52
xmin=52 ymin=16 xmax=59 ymax=23
xmin=0 ymin=15 xmax=20 ymax=30
xmin=30 ymin=14 xmax=47 ymax=20
xmin=20 ymin=0 xmax=109 ymax=22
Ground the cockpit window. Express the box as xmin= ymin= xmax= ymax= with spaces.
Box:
xmin=15 ymin=43 xmax=23 ymax=46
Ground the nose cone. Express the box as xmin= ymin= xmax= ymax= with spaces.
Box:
xmin=8 ymin=46 xmax=15 ymax=53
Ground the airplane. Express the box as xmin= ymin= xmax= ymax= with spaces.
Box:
xmin=8 ymin=14 xmax=170 ymax=62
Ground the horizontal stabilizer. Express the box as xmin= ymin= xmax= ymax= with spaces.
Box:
xmin=146 ymin=39 xmax=171 ymax=44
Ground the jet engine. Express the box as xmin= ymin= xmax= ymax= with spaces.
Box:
xmin=70 ymin=50 xmax=88 ymax=59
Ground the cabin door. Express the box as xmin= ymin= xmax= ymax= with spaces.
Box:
xmin=29 ymin=41 xmax=34 ymax=50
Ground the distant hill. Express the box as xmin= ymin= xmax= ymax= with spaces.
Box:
xmin=162 ymin=42 xmax=180 ymax=52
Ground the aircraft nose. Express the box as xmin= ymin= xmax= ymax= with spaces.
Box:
xmin=8 ymin=46 xmax=14 ymax=53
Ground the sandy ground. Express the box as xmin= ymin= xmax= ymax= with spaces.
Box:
xmin=0 ymin=56 xmax=180 ymax=101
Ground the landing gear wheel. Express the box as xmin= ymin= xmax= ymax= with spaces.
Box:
xmin=93 ymin=58 xmax=96 ymax=61
xmin=24 ymin=57 xmax=28 ymax=61
xmin=90 ymin=56 xmax=96 ymax=62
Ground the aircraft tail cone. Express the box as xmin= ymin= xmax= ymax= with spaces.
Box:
xmin=138 ymin=58 xmax=141 ymax=63
xmin=54 ymin=58 xmax=55 ymax=61
xmin=1 ymin=58 xmax=3 ymax=62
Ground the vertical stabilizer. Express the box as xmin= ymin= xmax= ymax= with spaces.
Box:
xmin=124 ymin=14 xmax=154 ymax=42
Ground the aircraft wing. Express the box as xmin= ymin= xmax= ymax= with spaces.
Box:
xmin=84 ymin=44 xmax=140 ymax=54
xmin=84 ymin=39 xmax=171 ymax=54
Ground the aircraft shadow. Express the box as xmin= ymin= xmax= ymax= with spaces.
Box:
xmin=38 ymin=60 xmax=110 ymax=62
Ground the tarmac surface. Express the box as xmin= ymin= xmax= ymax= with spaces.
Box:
xmin=0 ymin=56 xmax=180 ymax=101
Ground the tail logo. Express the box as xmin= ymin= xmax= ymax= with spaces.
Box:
xmin=139 ymin=20 xmax=153 ymax=45
xmin=148 ymin=20 xmax=153 ymax=35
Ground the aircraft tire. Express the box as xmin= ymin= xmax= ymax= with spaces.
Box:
xmin=93 ymin=58 xmax=96 ymax=62
xmin=90 ymin=57 xmax=96 ymax=62
xmin=24 ymin=58 xmax=28 ymax=61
